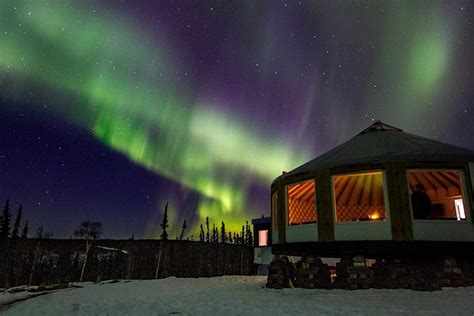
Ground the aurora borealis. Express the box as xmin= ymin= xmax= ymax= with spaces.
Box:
xmin=1 ymin=0 xmax=473 ymax=238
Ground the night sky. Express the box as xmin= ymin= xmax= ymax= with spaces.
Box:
xmin=1 ymin=0 xmax=473 ymax=239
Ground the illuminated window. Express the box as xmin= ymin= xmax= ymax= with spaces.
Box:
xmin=407 ymin=170 xmax=467 ymax=221
xmin=271 ymin=192 xmax=278 ymax=229
xmin=333 ymin=171 xmax=387 ymax=222
xmin=287 ymin=180 xmax=316 ymax=225
xmin=258 ymin=230 xmax=268 ymax=246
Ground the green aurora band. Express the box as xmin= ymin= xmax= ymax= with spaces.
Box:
xmin=0 ymin=1 xmax=309 ymax=234
xmin=0 ymin=1 xmax=457 ymax=236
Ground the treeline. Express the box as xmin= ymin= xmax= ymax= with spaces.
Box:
xmin=1 ymin=199 xmax=255 ymax=248
xmin=0 ymin=200 xmax=256 ymax=288
xmin=0 ymin=239 xmax=255 ymax=288
xmin=158 ymin=202 xmax=253 ymax=247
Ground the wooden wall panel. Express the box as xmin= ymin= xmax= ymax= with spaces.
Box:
xmin=385 ymin=163 xmax=414 ymax=241
xmin=316 ymin=170 xmax=334 ymax=241
xmin=463 ymin=163 xmax=474 ymax=230
xmin=277 ymin=183 xmax=286 ymax=244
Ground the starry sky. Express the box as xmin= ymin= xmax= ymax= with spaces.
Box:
xmin=1 ymin=0 xmax=473 ymax=239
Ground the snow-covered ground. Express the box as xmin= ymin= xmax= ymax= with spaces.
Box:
xmin=2 ymin=276 xmax=474 ymax=315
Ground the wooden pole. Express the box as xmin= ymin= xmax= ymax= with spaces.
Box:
xmin=28 ymin=240 xmax=41 ymax=286
xmin=155 ymin=240 xmax=163 ymax=279
xmin=80 ymin=241 xmax=91 ymax=282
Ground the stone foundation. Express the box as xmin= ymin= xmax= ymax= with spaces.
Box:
xmin=266 ymin=256 xmax=291 ymax=289
xmin=267 ymin=256 xmax=474 ymax=291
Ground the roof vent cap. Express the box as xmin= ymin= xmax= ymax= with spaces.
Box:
xmin=358 ymin=120 xmax=403 ymax=135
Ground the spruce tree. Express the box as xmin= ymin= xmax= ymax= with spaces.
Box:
xmin=199 ymin=224 xmax=205 ymax=242
xmin=205 ymin=217 xmax=210 ymax=242
xmin=0 ymin=199 xmax=12 ymax=239
xmin=228 ymin=231 xmax=232 ymax=244
xmin=220 ymin=221 xmax=226 ymax=243
xmin=241 ymin=225 xmax=245 ymax=245
xmin=179 ymin=219 xmax=186 ymax=240
xmin=212 ymin=223 xmax=216 ymax=242
xmin=247 ymin=225 xmax=253 ymax=247
xmin=11 ymin=204 xmax=22 ymax=238
xmin=245 ymin=221 xmax=252 ymax=247
xmin=160 ymin=202 xmax=169 ymax=241
xmin=21 ymin=220 xmax=29 ymax=238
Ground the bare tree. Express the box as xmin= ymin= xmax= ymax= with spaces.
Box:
xmin=28 ymin=225 xmax=54 ymax=286
xmin=73 ymin=221 xmax=103 ymax=240
xmin=73 ymin=220 xmax=103 ymax=282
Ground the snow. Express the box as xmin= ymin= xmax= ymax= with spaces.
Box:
xmin=2 ymin=276 xmax=474 ymax=315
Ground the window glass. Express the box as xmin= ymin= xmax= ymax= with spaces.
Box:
xmin=408 ymin=170 xmax=466 ymax=220
xmin=258 ymin=230 xmax=268 ymax=246
xmin=333 ymin=171 xmax=387 ymax=222
xmin=287 ymin=180 xmax=317 ymax=225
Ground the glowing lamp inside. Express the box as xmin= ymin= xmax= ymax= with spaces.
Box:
xmin=369 ymin=212 xmax=381 ymax=220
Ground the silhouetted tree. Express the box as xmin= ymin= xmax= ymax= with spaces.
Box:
xmin=11 ymin=205 xmax=22 ymax=239
xmin=29 ymin=224 xmax=54 ymax=285
xmin=199 ymin=224 xmax=205 ymax=242
xmin=160 ymin=202 xmax=169 ymax=241
xmin=73 ymin=221 xmax=103 ymax=240
xmin=179 ymin=219 xmax=186 ymax=240
xmin=73 ymin=220 xmax=103 ymax=282
xmin=155 ymin=202 xmax=169 ymax=279
xmin=246 ymin=221 xmax=253 ymax=247
xmin=212 ymin=223 xmax=216 ymax=242
xmin=0 ymin=199 xmax=12 ymax=239
xmin=129 ymin=234 xmax=135 ymax=240
xmin=241 ymin=225 xmax=245 ymax=245
xmin=21 ymin=220 xmax=29 ymax=238
xmin=35 ymin=225 xmax=44 ymax=239
xmin=228 ymin=231 xmax=232 ymax=244
xmin=205 ymin=217 xmax=210 ymax=242
xmin=220 ymin=221 xmax=226 ymax=243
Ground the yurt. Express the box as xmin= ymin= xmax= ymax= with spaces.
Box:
xmin=267 ymin=121 xmax=474 ymax=289
xmin=270 ymin=121 xmax=474 ymax=260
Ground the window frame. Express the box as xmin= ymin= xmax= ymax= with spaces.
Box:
xmin=406 ymin=168 xmax=471 ymax=222
xmin=285 ymin=178 xmax=317 ymax=226
xmin=331 ymin=170 xmax=390 ymax=224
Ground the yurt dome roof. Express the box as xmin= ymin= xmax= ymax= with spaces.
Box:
xmin=286 ymin=121 xmax=474 ymax=177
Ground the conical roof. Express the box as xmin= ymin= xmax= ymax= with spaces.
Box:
xmin=287 ymin=121 xmax=474 ymax=176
